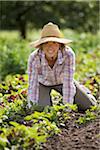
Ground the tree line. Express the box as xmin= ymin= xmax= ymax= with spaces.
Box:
xmin=0 ymin=1 xmax=99 ymax=39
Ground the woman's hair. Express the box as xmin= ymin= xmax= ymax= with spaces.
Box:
xmin=60 ymin=43 xmax=65 ymax=51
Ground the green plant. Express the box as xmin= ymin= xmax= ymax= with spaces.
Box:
xmin=0 ymin=38 xmax=30 ymax=80
xmin=76 ymin=107 xmax=97 ymax=125
xmin=0 ymin=70 xmax=99 ymax=149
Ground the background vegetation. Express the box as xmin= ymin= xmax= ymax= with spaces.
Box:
xmin=0 ymin=1 xmax=99 ymax=38
xmin=0 ymin=0 xmax=100 ymax=93
xmin=0 ymin=30 xmax=99 ymax=82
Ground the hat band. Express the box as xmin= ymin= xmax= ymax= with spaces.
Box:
xmin=41 ymin=35 xmax=60 ymax=38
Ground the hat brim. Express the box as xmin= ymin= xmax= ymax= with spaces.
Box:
xmin=30 ymin=37 xmax=72 ymax=48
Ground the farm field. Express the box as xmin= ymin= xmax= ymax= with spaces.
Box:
xmin=0 ymin=30 xmax=100 ymax=149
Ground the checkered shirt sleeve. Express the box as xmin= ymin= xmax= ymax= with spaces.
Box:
xmin=27 ymin=53 xmax=39 ymax=105
xmin=63 ymin=48 xmax=76 ymax=104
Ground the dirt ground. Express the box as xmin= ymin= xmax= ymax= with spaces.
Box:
xmin=43 ymin=112 xmax=100 ymax=150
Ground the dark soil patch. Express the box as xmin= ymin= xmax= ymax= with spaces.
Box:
xmin=43 ymin=112 xmax=100 ymax=150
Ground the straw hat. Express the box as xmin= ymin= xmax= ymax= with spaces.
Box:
xmin=30 ymin=22 xmax=72 ymax=48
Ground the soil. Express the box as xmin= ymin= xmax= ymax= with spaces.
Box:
xmin=43 ymin=112 xmax=100 ymax=150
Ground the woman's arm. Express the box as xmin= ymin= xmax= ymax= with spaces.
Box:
xmin=63 ymin=47 xmax=76 ymax=104
xmin=27 ymin=53 xmax=39 ymax=107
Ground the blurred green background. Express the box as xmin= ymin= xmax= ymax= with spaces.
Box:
xmin=0 ymin=0 xmax=100 ymax=82
xmin=0 ymin=1 xmax=99 ymax=38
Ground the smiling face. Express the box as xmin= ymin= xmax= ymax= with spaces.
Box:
xmin=42 ymin=42 xmax=60 ymax=61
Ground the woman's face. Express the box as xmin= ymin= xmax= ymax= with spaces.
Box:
xmin=42 ymin=42 xmax=60 ymax=60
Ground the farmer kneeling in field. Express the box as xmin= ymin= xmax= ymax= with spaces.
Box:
xmin=27 ymin=22 xmax=97 ymax=111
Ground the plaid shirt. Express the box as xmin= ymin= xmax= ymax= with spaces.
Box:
xmin=27 ymin=46 xmax=76 ymax=105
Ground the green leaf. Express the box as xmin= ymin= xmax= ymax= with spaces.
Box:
xmin=0 ymin=137 xmax=9 ymax=147
xmin=9 ymin=121 xmax=19 ymax=127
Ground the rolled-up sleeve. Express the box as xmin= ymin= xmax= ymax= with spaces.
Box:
xmin=63 ymin=48 xmax=76 ymax=104
xmin=27 ymin=54 xmax=39 ymax=104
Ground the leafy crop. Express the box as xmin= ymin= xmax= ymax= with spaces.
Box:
xmin=76 ymin=105 xmax=100 ymax=125
xmin=0 ymin=30 xmax=99 ymax=149
xmin=0 ymin=74 xmax=78 ymax=149
xmin=0 ymin=74 xmax=99 ymax=149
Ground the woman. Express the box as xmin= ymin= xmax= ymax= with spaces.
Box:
xmin=27 ymin=22 xmax=97 ymax=111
